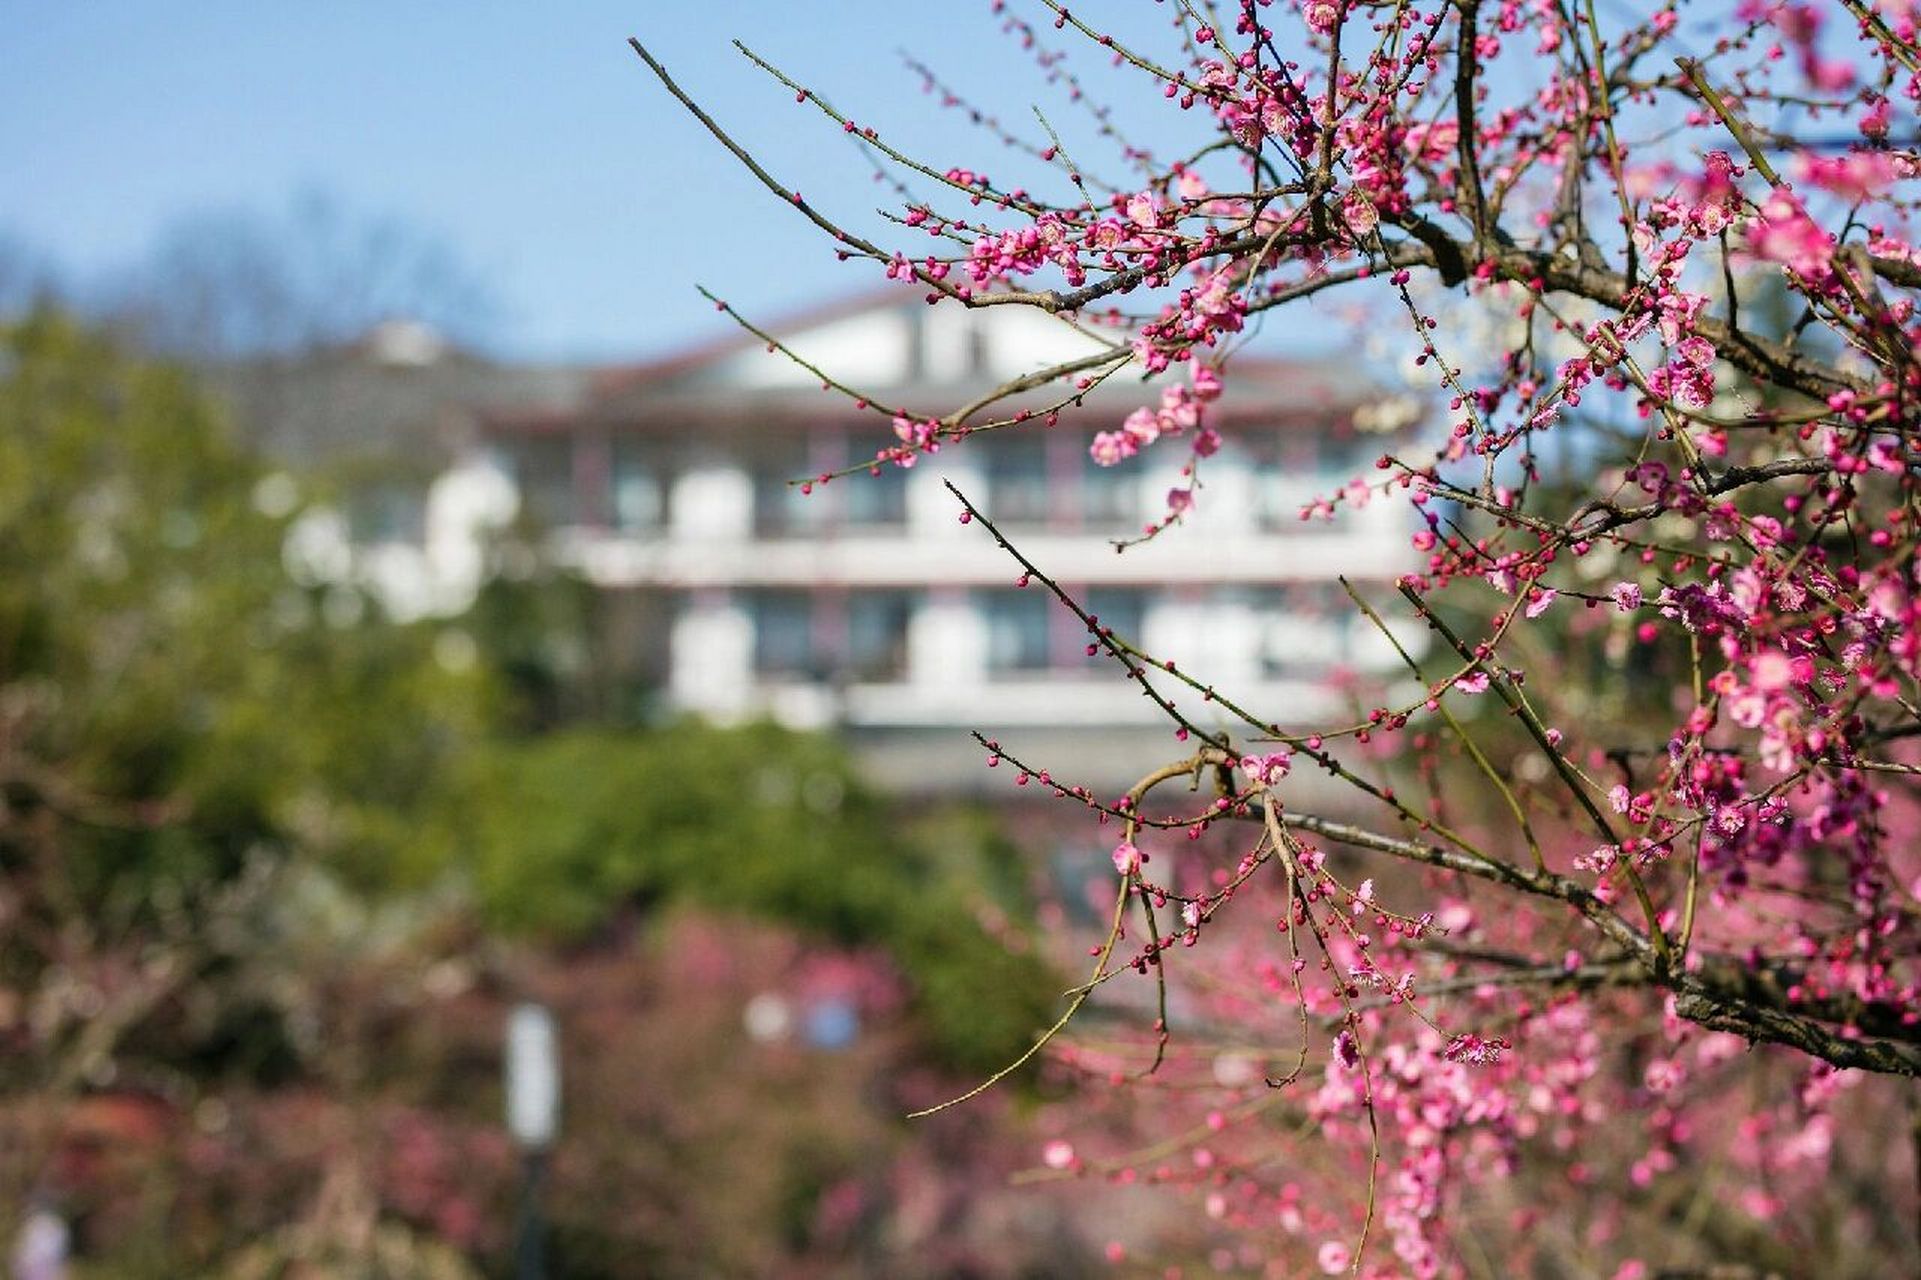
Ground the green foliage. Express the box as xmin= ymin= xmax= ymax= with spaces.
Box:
xmin=0 ymin=310 xmax=486 ymax=902
xmin=0 ymin=306 xmax=1053 ymax=1119
xmin=451 ymin=722 xmax=1056 ymax=1070
xmin=458 ymin=563 xmax=605 ymax=732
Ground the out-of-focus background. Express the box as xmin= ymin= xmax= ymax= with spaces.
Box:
xmin=0 ymin=7 xmax=1427 ymax=1276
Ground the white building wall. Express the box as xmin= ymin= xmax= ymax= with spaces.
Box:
xmin=1193 ymin=455 xmax=1260 ymax=538
xmin=907 ymin=457 xmax=986 ymax=538
xmin=907 ymin=592 xmax=988 ymax=690
xmin=716 ymin=311 xmax=915 ymax=388
xmin=669 ymin=595 xmax=753 ymax=722
xmin=919 ymin=304 xmax=973 ymax=384
xmin=1141 ymin=596 xmax=1261 ymax=689
xmin=670 ymin=466 xmax=752 ymax=541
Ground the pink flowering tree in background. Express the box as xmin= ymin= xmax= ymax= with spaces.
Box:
xmin=637 ymin=2 xmax=1921 ymax=1274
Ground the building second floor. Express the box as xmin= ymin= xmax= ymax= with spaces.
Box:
xmin=475 ymin=289 xmax=1424 ymax=597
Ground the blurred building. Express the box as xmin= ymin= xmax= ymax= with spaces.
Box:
xmin=464 ymin=290 xmax=1427 ymax=793
xmin=204 ymin=319 xmax=596 ymax=620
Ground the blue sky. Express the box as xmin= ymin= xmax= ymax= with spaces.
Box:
xmin=2 ymin=3 xmax=1199 ymax=360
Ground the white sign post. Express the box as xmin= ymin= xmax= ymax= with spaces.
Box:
xmin=505 ymin=1002 xmax=559 ymax=1279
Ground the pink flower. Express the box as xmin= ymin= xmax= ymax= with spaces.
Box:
xmin=1111 ymin=840 xmax=1141 ymax=875
xmin=1405 ymin=119 xmax=1459 ymax=164
xmin=1748 ymin=189 xmax=1834 ymax=278
xmin=1121 ymin=405 xmax=1161 ymax=448
xmin=1089 ymin=431 xmax=1136 ymax=467
xmin=1317 ymin=1241 xmax=1351 ymax=1274
xmin=1676 ymin=336 xmax=1716 ymax=369
xmin=1524 ymin=587 xmax=1559 ymax=619
xmin=1797 ymin=151 xmax=1898 ymax=204
xmin=1805 ymin=56 xmax=1854 ymax=93
xmin=1041 ymin=1139 xmax=1075 ymax=1170
xmin=1657 ymin=290 xmax=1709 ymax=344
xmin=1576 ymin=845 xmax=1620 ymax=874
xmin=1341 ymin=189 xmax=1378 ymax=235
xmin=1158 ymin=383 xmax=1200 ymax=432
xmin=1189 ymin=363 xmax=1223 ymax=402
xmin=1643 ymin=1057 xmax=1685 ymax=1093
xmin=1240 ymin=751 xmax=1293 ymax=785
xmin=1443 ymin=1032 xmax=1510 ymax=1064
xmin=1861 ymin=97 xmax=1892 ymax=140
xmin=1749 ymin=649 xmax=1796 ymax=692
xmin=1611 ymin=582 xmax=1643 ymax=612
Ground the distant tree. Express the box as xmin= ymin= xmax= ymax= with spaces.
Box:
xmin=0 ymin=233 xmax=58 ymax=320
xmin=100 ymin=191 xmax=498 ymax=360
xmin=0 ymin=309 xmax=489 ymax=1241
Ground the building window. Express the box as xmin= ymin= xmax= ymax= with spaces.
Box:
xmin=1250 ymin=433 xmax=1364 ymax=531
xmin=846 ymin=591 xmax=913 ymax=681
xmin=347 ymin=482 xmax=425 ymax=544
xmin=747 ymin=590 xmax=816 ymax=676
xmin=1079 ymin=587 xmax=1147 ymax=663
xmin=843 ymin=455 xmax=908 ymax=527
xmin=980 ymin=588 xmax=1050 ymax=672
xmin=611 ymin=439 xmax=665 ymax=532
xmin=751 ymin=442 xmax=821 ymax=538
xmin=1253 ymin=584 xmax=1351 ymax=676
xmin=982 ymin=435 xmax=1050 ymax=527
xmin=1080 ymin=453 xmax=1140 ymax=531
xmin=508 ymin=436 xmax=575 ymax=530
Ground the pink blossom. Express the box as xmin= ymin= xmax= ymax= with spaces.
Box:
xmin=1122 ymin=406 xmax=1161 ymax=449
xmin=1749 ymin=649 xmax=1797 ymax=692
xmin=1797 ymin=151 xmax=1899 ymax=203
xmin=1405 ymin=120 xmax=1460 ymax=165
xmin=1089 ymin=430 xmax=1136 ymax=467
xmin=1748 ymin=189 xmax=1835 ymax=278
xmin=1189 ymin=363 xmax=1224 ymax=402
xmin=1861 ymin=96 xmax=1892 ymax=139
xmin=1342 ymin=189 xmax=1379 ymax=235
xmin=1443 ymin=1032 xmax=1510 ymax=1065
xmin=1241 ymin=751 xmax=1293 ymax=785
xmin=1158 ymin=383 xmax=1200 ymax=432
xmin=1676 ymin=336 xmax=1716 ymax=369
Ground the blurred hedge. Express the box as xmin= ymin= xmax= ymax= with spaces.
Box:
xmin=447 ymin=723 xmax=1057 ymax=1072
